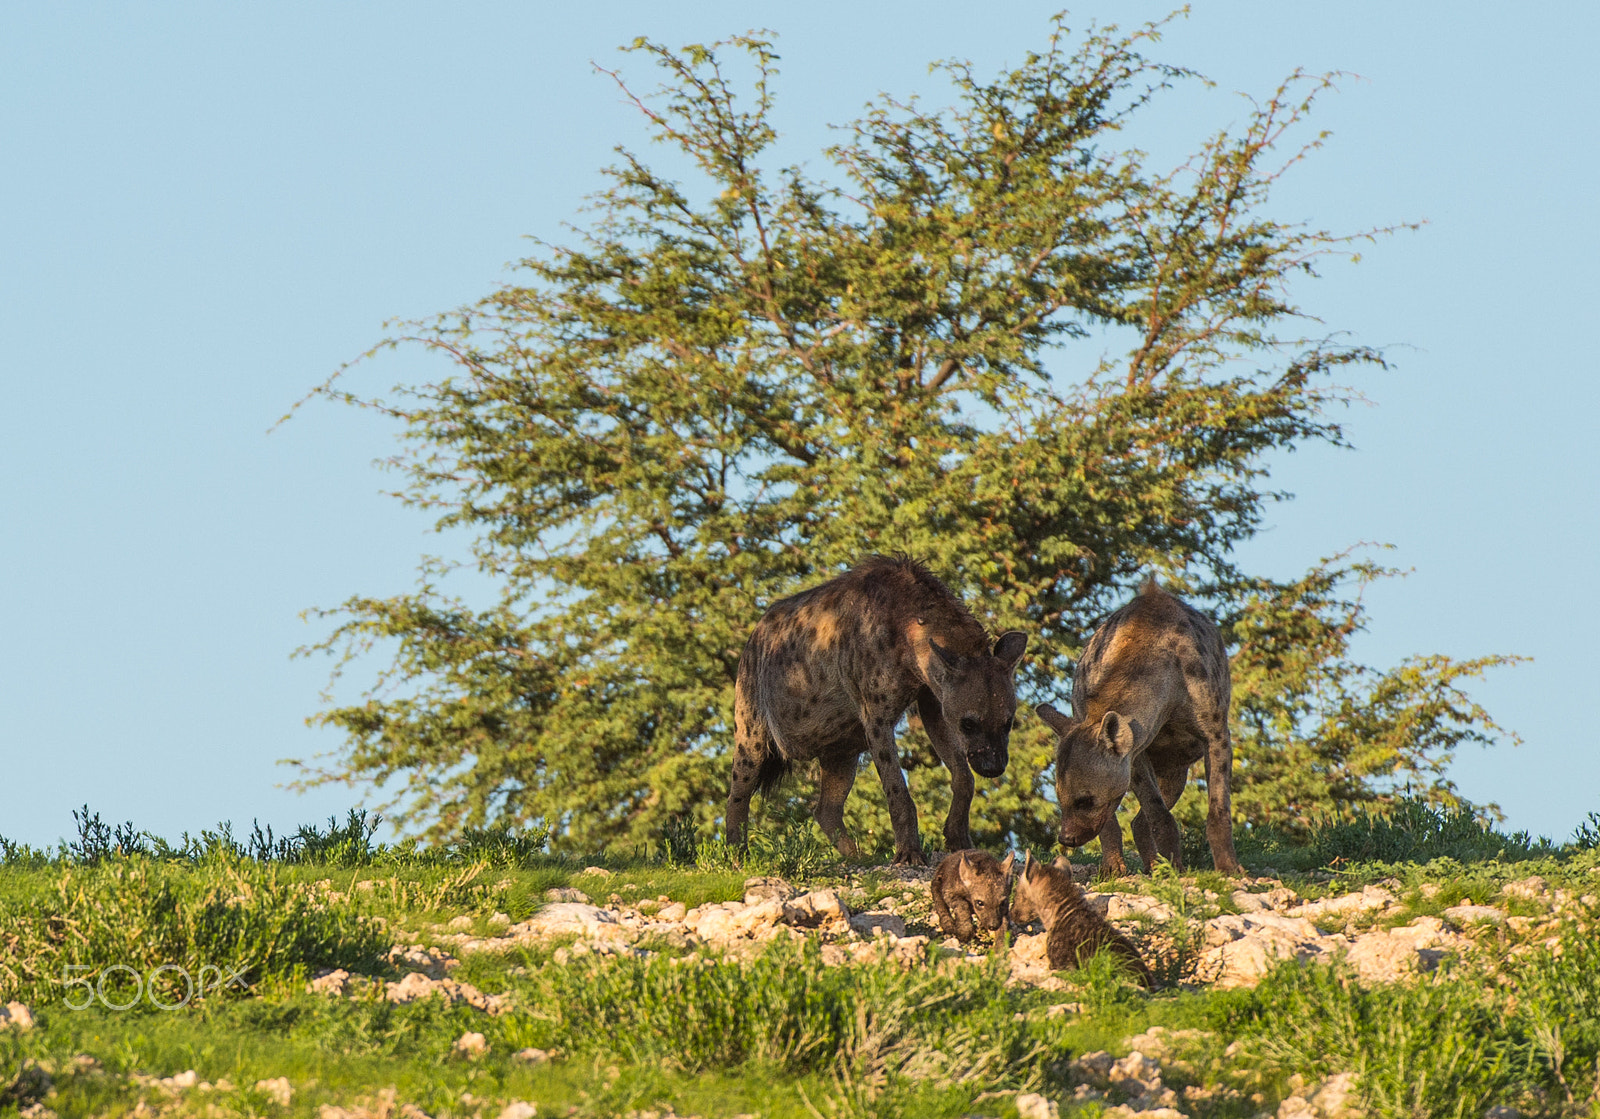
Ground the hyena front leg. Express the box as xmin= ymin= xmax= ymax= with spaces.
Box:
xmin=918 ymin=688 xmax=974 ymax=852
xmin=1096 ymin=798 xmax=1130 ymax=880
xmin=863 ymin=707 xmax=924 ymax=866
xmin=1129 ymin=758 xmax=1183 ymax=873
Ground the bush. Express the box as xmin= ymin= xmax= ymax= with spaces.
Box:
xmin=1308 ymin=798 xmax=1546 ymax=866
xmin=507 ymin=938 xmax=1042 ymax=1091
xmin=0 ymin=858 xmax=387 ymax=1005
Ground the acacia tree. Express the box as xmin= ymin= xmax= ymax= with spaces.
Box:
xmin=293 ymin=17 xmax=1517 ymax=850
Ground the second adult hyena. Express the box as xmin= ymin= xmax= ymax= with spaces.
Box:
xmin=724 ymin=556 xmax=1027 ymax=866
xmin=1039 ymin=577 xmax=1242 ymax=877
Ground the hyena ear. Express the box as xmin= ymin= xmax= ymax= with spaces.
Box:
xmin=992 ymin=630 xmax=1027 ymax=670
xmin=1034 ymin=703 xmax=1073 ymax=736
xmin=1000 ymin=851 xmax=1016 ymax=880
xmin=1021 ymin=850 xmax=1035 ymax=879
xmin=1099 ymin=711 xmax=1136 ymax=757
xmin=957 ymin=852 xmax=976 ymax=888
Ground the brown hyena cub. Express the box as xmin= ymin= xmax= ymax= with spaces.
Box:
xmin=725 ymin=556 xmax=1027 ymax=866
xmin=1039 ymin=577 xmax=1242 ymax=877
xmin=931 ymin=850 xmax=1015 ymax=943
xmin=1009 ymin=852 xmax=1154 ymax=987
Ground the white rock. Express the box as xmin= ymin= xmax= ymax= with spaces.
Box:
xmin=1015 ymin=1092 xmax=1059 ymax=1119
xmin=0 ymin=1002 xmax=35 ymax=1031
xmin=782 ymin=890 xmax=852 ymax=930
xmin=657 ymin=902 xmax=687 ymax=922
xmin=498 ymin=1103 xmax=537 ymax=1119
xmin=543 ymin=887 xmax=588 ymax=903
xmin=254 ymin=1078 xmax=293 ymax=1107
xmin=849 ymin=913 xmax=906 ymax=939
xmin=1105 ymin=895 xmax=1175 ymax=922
xmin=512 ymin=1047 xmax=550 ymax=1064
xmin=1231 ymin=890 xmax=1273 ymax=913
xmin=578 ymin=866 xmax=613 ymax=878
xmin=743 ymin=876 xmax=797 ymax=904
xmin=1502 ymin=877 xmax=1547 ymax=901
xmin=1443 ymin=904 xmax=1505 ymax=924
xmin=1344 ymin=917 xmax=1462 ymax=983
xmin=454 ymin=1031 xmax=488 ymax=1057
xmin=1289 ymin=886 xmax=1396 ymax=921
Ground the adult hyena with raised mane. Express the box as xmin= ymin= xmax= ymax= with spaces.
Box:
xmin=1039 ymin=578 xmax=1242 ymax=877
xmin=725 ymin=556 xmax=1027 ymax=866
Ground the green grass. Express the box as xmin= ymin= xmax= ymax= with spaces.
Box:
xmin=6 ymin=802 xmax=1600 ymax=1118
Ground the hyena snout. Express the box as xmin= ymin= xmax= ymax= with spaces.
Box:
xmin=967 ymin=741 xmax=1008 ymax=779
xmin=1058 ymin=805 xmax=1115 ymax=849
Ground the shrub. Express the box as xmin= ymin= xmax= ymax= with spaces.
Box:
xmin=0 ymin=858 xmax=387 ymax=1005
xmin=506 ymin=938 xmax=1041 ymax=1091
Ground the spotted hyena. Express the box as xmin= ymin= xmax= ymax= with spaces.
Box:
xmin=1008 ymin=852 xmax=1154 ymax=985
xmin=724 ymin=556 xmax=1027 ymax=866
xmin=930 ymin=849 xmax=1015 ymax=943
xmin=1038 ymin=578 xmax=1242 ymax=877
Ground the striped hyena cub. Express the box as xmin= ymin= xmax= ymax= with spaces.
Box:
xmin=1039 ymin=577 xmax=1242 ymax=877
xmin=1009 ymin=852 xmax=1154 ymax=987
xmin=931 ymin=849 xmax=1016 ymax=943
xmin=725 ymin=556 xmax=1027 ymax=866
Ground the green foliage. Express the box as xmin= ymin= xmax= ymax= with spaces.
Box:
xmin=1202 ymin=558 xmax=1526 ymax=839
xmin=1571 ymin=812 xmax=1600 ymax=851
xmin=293 ymin=16 xmax=1518 ymax=852
xmin=1307 ymin=798 xmax=1550 ymax=866
xmin=0 ymin=858 xmax=387 ymax=1005
xmin=1213 ymin=962 xmax=1531 ymax=1118
xmin=509 ymin=937 xmax=1041 ymax=1091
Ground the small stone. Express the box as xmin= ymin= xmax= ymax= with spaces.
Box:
xmin=1015 ymin=1092 xmax=1059 ymax=1119
xmin=744 ymin=876 xmax=797 ymax=905
xmin=254 ymin=1077 xmax=294 ymax=1107
xmin=498 ymin=1102 xmax=538 ymax=1119
xmin=512 ymin=1047 xmax=550 ymax=1065
xmin=488 ymin=912 xmax=511 ymax=927
xmin=1483 ymin=1107 xmax=1522 ymax=1119
xmin=578 ymin=866 xmax=614 ymax=878
xmin=849 ymin=912 xmax=907 ymax=939
xmin=0 ymin=1002 xmax=34 ymax=1031
xmin=544 ymin=887 xmax=588 ymax=903
xmin=454 ymin=1031 xmax=488 ymax=1057
xmin=447 ymin=915 xmax=474 ymax=930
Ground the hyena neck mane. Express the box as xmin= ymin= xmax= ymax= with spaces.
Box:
xmin=853 ymin=555 xmax=990 ymax=655
xmin=1026 ymin=862 xmax=1085 ymax=926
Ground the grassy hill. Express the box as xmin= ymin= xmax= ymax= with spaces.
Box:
xmin=1 ymin=805 xmax=1597 ymax=1119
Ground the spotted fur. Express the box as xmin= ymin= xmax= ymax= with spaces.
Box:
xmin=724 ymin=556 xmax=1027 ymax=866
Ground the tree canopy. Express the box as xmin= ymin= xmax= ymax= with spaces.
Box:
xmin=292 ymin=16 xmax=1519 ymax=851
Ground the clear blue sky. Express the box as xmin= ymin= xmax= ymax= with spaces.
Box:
xmin=3 ymin=3 xmax=1595 ymax=848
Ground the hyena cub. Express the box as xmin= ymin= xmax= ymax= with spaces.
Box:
xmin=1009 ymin=852 xmax=1154 ymax=987
xmin=931 ymin=850 xmax=1015 ymax=943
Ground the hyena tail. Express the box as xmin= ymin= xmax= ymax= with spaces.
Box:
xmin=754 ymin=749 xmax=792 ymax=797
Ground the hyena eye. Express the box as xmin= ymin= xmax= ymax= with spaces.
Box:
xmin=958 ymin=716 xmax=980 ymax=734
xmin=1072 ymin=795 xmax=1095 ymax=810
xmin=974 ymin=900 xmax=985 ymax=908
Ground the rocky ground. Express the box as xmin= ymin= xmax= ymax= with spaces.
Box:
xmin=5 ymin=858 xmax=1589 ymax=1119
